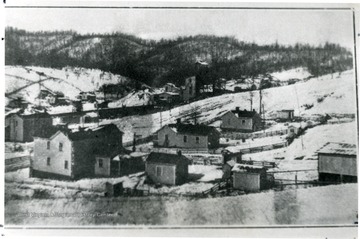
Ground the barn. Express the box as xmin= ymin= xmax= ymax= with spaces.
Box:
xmin=317 ymin=142 xmax=357 ymax=183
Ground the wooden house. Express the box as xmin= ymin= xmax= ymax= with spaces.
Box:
xmin=220 ymin=107 xmax=262 ymax=132
xmin=164 ymin=83 xmax=180 ymax=93
xmin=31 ymin=123 xmax=123 ymax=180
xmin=154 ymin=120 xmax=220 ymax=149
xmin=77 ymin=91 xmax=96 ymax=102
xmin=5 ymin=110 xmax=53 ymax=142
xmin=145 ymin=152 xmax=189 ymax=185
xmin=277 ymin=109 xmax=295 ymax=121
xmin=94 ymin=151 xmax=146 ymax=177
xmin=154 ymin=92 xmax=181 ymax=105
xmin=317 ymin=142 xmax=357 ymax=183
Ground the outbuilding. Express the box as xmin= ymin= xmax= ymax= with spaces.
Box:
xmin=145 ymin=152 xmax=189 ymax=185
xmin=317 ymin=142 xmax=357 ymax=183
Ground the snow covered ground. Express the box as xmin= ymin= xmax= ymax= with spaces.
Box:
xmin=239 ymin=121 xmax=357 ymax=180
xmin=104 ymin=70 xmax=356 ymax=143
xmin=108 ymin=89 xmax=154 ymax=107
xmin=5 ymin=168 xmax=144 ymax=192
xmin=5 ymin=183 xmax=357 ymax=226
xmin=270 ymin=67 xmax=311 ymax=81
xmin=5 ymin=65 xmax=132 ymax=104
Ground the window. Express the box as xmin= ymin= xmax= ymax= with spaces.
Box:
xmin=183 ymin=135 xmax=187 ymax=143
xmin=98 ymin=159 xmax=103 ymax=168
xmin=47 ymin=141 xmax=50 ymax=150
xmin=15 ymin=121 xmax=18 ymax=127
xmin=242 ymin=120 xmax=246 ymax=125
xmin=196 ymin=137 xmax=200 ymax=144
xmin=228 ymin=119 xmax=231 ymax=124
xmin=290 ymin=128 xmax=294 ymax=133
xmin=64 ymin=160 xmax=68 ymax=169
xmin=47 ymin=157 xmax=51 ymax=166
xmin=156 ymin=166 xmax=162 ymax=177
xmin=59 ymin=143 xmax=63 ymax=152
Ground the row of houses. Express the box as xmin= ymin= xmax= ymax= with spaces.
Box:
xmin=29 ymin=121 xmax=356 ymax=191
xmin=27 ymin=121 xmax=188 ymax=185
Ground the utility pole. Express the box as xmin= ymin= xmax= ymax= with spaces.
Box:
xmin=259 ymin=89 xmax=262 ymax=117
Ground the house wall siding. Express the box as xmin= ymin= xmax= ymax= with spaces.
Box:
xmin=221 ymin=112 xmax=253 ymax=131
xmin=233 ymin=171 xmax=260 ymax=192
xmin=33 ymin=132 xmax=72 ymax=177
xmin=157 ymin=126 xmax=208 ymax=148
xmin=318 ymin=154 xmax=357 ymax=176
xmin=94 ymin=156 xmax=111 ymax=176
xmin=146 ymin=163 xmax=176 ymax=185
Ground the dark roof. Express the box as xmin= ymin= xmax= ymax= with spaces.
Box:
xmin=67 ymin=124 xmax=123 ymax=141
xmin=231 ymin=110 xmax=258 ymax=118
xmin=6 ymin=109 xmax=51 ymax=119
xmin=168 ymin=123 xmax=219 ymax=136
xmin=317 ymin=142 xmax=357 ymax=156
xmin=93 ymin=145 xmax=129 ymax=158
xmin=33 ymin=126 xmax=60 ymax=138
xmin=146 ymin=152 xmax=189 ymax=165
xmin=33 ymin=123 xmax=123 ymax=141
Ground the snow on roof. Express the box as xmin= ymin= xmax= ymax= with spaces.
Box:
xmin=317 ymin=142 xmax=357 ymax=156
xmin=226 ymin=159 xmax=236 ymax=167
xmin=5 ymin=108 xmax=22 ymax=117
xmin=84 ymin=112 xmax=98 ymax=118
xmin=47 ymin=105 xmax=76 ymax=114
xmin=232 ymin=163 xmax=265 ymax=172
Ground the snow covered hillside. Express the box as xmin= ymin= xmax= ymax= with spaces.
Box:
xmin=108 ymin=89 xmax=154 ymax=107
xmin=270 ymin=67 xmax=311 ymax=81
xmin=106 ymin=70 xmax=356 ymax=143
xmin=5 ymin=66 xmax=133 ymax=104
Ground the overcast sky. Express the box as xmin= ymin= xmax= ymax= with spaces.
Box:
xmin=6 ymin=8 xmax=354 ymax=49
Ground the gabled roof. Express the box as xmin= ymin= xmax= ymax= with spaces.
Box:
xmin=67 ymin=124 xmax=123 ymax=141
xmin=34 ymin=123 xmax=123 ymax=141
xmin=230 ymin=109 xmax=258 ymax=118
xmin=167 ymin=123 xmax=219 ymax=136
xmin=146 ymin=152 xmax=189 ymax=165
xmin=317 ymin=142 xmax=357 ymax=156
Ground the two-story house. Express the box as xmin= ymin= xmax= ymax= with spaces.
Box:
xmin=5 ymin=109 xmax=53 ymax=142
xmin=31 ymin=123 xmax=123 ymax=180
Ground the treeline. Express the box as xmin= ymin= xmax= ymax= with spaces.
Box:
xmin=5 ymin=27 xmax=353 ymax=87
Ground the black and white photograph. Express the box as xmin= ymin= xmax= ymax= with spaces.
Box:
xmin=2 ymin=1 xmax=359 ymax=236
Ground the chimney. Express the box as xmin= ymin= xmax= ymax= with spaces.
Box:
xmin=177 ymin=150 xmax=182 ymax=156
xmin=253 ymin=109 xmax=255 ymax=112
xmin=176 ymin=118 xmax=181 ymax=124
xmin=235 ymin=107 xmax=240 ymax=112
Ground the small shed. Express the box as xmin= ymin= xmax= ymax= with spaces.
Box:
xmin=232 ymin=163 xmax=270 ymax=192
xmin=145 ymin=152 xmax=189 ymax=185
xmin=317 ymin=142 xmax=357 ymax=183
xmin=105 ymin=182 xmax=124 ymax=197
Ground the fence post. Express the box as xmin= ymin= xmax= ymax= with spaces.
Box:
xmin=295 ymin=173 xmax=298 ymax=189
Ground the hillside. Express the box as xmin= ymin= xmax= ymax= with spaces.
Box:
xmin=5 ymin=27 xmax=353 ymax=87
xmin=102 ymin=70 xmax=356 ymax=142
xmin=5 ymin=65 xmax=142 ymax=106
